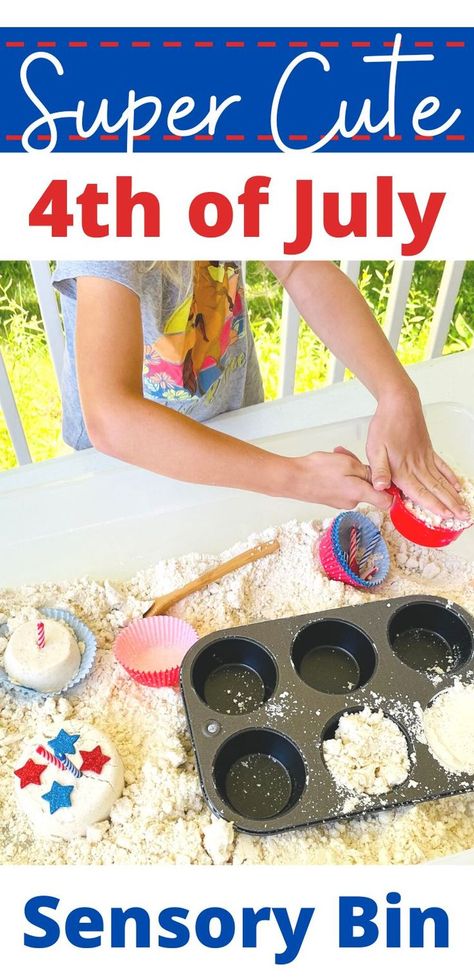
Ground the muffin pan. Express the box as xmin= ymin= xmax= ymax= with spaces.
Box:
xmin=181 ymin=595 xmax=474 ymax=834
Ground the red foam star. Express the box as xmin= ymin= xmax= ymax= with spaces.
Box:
xmin=79 ymin=745 xmax=111 ymax=775
xmin=14 ymin=758 xmax=47 ymax=789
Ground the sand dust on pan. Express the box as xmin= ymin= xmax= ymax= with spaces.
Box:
xmin=423 ymin=681 xmax=474 ymax=775
xmin=323 ymin=707 xmax=411 ymax=796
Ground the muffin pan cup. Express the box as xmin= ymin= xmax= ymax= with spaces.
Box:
xmin=181 ymin=595 xmax=474 ymax=835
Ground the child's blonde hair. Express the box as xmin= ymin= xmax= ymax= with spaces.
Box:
xmin=149 ymin=261 xmax=194 ymax=299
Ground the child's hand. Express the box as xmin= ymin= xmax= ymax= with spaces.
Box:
xmin=292 ymin=448 xmax=392 ymax=510
xmin=366 ymin=385 xmax=469 ymax=521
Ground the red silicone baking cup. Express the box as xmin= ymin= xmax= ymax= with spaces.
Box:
xmin=388 ymin=484 xmax=472 ymax=548
xmin=113 ymin=615 xmax=199 ymax=688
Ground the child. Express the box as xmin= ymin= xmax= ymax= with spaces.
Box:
xmin=52 ymin=260 xmax=468 ymax=521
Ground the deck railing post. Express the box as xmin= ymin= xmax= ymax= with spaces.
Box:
xmin=0 ymin=349 xmax=32 ymax=465
xmin=30 ymin=261 xmax=65 ymax=387
xmin=425 ymin=261 xmax=466 ymax=360
xmin=278 ymin=290 xmax=300 ymax=397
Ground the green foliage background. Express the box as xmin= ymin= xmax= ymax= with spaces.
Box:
xmin=1 ymin=260 xmax=473 ymax=470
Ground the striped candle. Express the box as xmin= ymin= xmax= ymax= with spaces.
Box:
xmin=57 ymin=753 xmax=83 ymax=779
xmin=359 ymin=534 xmax=380 ymax=569
xmin=36 ymin=745 xmax=66 ymax=770
xmin=349 ymin=526 xmax=359 ymax=573
xmin=37 ymin=621 xmax=45 ymax=649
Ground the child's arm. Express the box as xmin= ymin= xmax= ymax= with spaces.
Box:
xmin=267 ymin=261 xmax=468 ymax=521
xmin=75 ymin=276 xmax=390 ymax=511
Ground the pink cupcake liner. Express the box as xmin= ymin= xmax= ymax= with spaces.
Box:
xmin=319 ymin=528 xmax=356 ymax=585
xmin=113 ymin=615 xmax=199 ymax=688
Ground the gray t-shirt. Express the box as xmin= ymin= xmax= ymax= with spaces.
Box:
xmin=52 ymin=260 xmax=264 ymax=450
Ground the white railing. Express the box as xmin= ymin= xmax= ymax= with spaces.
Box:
xmin=0 ymin=259 xmax=468 ymax=467
xmin=279 ymin=260 xmax=467 ymax=395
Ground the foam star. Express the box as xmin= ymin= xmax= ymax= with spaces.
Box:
xmin=14 ymin=758 xmax=47 ymax=789
xmin=48 ymin=729 xmax=80 ymax=758
xmin=42 ymin=780 xmax=74 ymax=815
xmin=80 ymin=745 xmax=111 ymax=775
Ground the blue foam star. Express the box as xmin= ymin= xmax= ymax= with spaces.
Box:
xmin=48 ymin=729 xmax=80 ymax=758
xmin=42 ymin=780 xmax=74 ymax=815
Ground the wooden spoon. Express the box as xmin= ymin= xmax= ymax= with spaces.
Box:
xmin=143 ymin=539 xmax=280 ymax=618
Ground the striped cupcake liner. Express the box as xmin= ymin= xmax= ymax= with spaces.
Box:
xmin=319 ymin=511 xmax=390 ymax=589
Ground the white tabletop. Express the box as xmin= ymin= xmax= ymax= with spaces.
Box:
xmin=1 ymin=350 xmax=473 ymax=586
